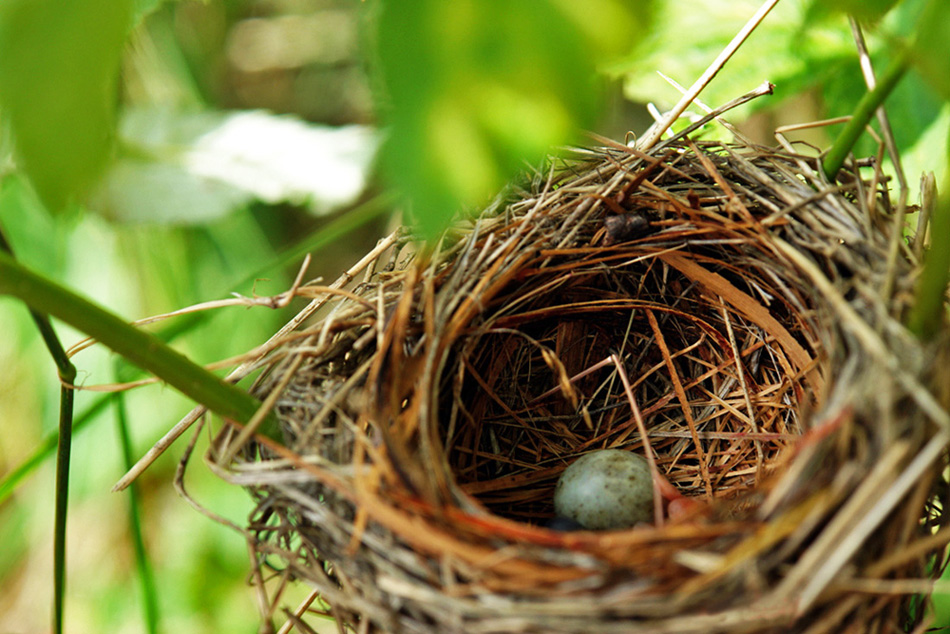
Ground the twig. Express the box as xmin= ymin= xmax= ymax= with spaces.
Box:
xmin=849 ymin=18 xmax=911 ymax=309
xmin=720 ymin=299 xmax=764 ymax=475
xmin=645 ymin=310 xmax=713 ymax=497
xmin=112 ymin=232 xmax=400 ymax=491
xmin=638 ymin=0 xmax=781 ymax=152
xmin=610 ymin=354 xmax=665 ymax=526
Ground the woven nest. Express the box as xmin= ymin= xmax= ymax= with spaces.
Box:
xmin=220 ymin=128 xmax=950 ymax=633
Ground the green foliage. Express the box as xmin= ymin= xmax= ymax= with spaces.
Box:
xmin=0 ymin=0 xmax=949 ymax=631
xmin=806 ymin=0 xmax=901 ymax=23
xmin=912 ymin=0 xmax=950 ymax=100
xmin=373 ymin=0 xmax=651 ymax=239
xmin=822 ymin=49 xmax=910 ymax=179
xmin=616 ymin=0 xmax=945 ymax=161
xmin=0 ymin=248 xmax=281 ymax=442
xmin=614 ymin=0 xmax=852 ymax=115
xmin=0 ymin=0 xmax=132 ymax=211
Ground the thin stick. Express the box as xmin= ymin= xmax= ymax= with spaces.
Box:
xmin=646 ymin=310 xmax=713 ymax=497
xmin=610 ymin=354 xmax=664 ymax=526
xmin=530 ymin=355 xmax=614 ymax=403
xmin=849 ymin=18 xmax=905 ymax=191
xmin=913 ymin=172 xmax=936 ymax=258
xmin=637 ymin=0 xmax=781 ymax=152
xmin=850 ymin=18 xmax=910 ymax=308
xmin=217 ymin=352 xmax=304 ymax=467
xmin=720 ymin=299 xmax=765 ymax=475
xmin=112 ymin=233 xmax=400 ymax=491
xmin=821 ymin=48 xmax=910 ymax=180
xmin=276 ymin=590 xmax=321 ymax=634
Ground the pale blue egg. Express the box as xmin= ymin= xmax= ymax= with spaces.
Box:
xmin=553 ymin=449 xmax=654 ymax=529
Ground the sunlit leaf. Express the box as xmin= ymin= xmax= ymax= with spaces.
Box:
xmin=374 ymin=0 xmax=650 ymax=239
xmin=92 ymin=108 xmax=378 ymax=224
xmin=898 ymin=104 xmax=949 ymax=191
xmin=616 ymin=0 xmax=943 ymax=159
xmin=614 ymin=0 xmax=853 ymax=115
xmin=0 ymin=0 xmax=132 ymax=212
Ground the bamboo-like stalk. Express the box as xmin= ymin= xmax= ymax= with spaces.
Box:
xmin=0 ymin=250 xmax=278 ymax=435
xmin=821 ymin=48 xmax=910 ymax=181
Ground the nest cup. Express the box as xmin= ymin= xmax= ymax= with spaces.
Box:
xmin=227 ymin=132 xmax=950 ymax=633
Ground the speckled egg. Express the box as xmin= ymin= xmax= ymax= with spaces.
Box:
xmin=553 ymin=449 xmax=654 ymax=530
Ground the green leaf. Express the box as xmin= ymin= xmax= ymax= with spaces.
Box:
xmin=134 ymin=0 xmax=171 ymax=26
xmin=911 ymin=0 xmax=950 ymax=101
xmin=806 ymin=0 xmax=901 ymax=24
xmin=616 ymin=0 xmax=944 ymax=160
xmin=0 ymin=0 xmax=133 ymax=211
xmin=821 ymin=58 xmax=942 ymax=159
xmin=374 ymin=0 xmax=650 ymax=240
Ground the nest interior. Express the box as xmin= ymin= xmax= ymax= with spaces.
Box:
xmin=221 ymin=132 xmax=950 ymax=634
xmin=441 ymin=172 xmax=818 ymax=524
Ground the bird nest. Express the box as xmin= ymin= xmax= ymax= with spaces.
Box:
xmin=214 ymin=130 xmax=950 ymax=633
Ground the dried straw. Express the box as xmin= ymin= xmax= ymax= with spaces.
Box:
xmin=204 ymin=126 xmax=950 ymax=633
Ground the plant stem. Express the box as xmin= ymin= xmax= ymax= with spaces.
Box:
xmin=821 ymin=48 xmax=910 ymax=181
xmin=0 ymin=227 xmax=77 ymax=634
xmin=0 ymin=193 xmax=394 ymax=503
xmin=0 ymin=250 xmax=278 ymax=434
xmin=114 ymin=376 xmax=161 ymax=634
xmin=909 ymin=178 xmax=950 ymax=340
xmin=0 ymin=393 xmax=107 ymax=504
xmin=52 ymin=385 xmax=74 ymax=634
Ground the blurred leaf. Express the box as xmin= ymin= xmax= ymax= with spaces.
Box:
xmin=134 ymin=0 xmax=171 ymax=26
xmin=898 ymin=104 xmax=949 ymax=190
xmin=805 ymin=0 xmax=901 ymax=24
xmin=92 ymin=108 xmax=378 ymax=224
xmin=0 ymin=175 xmax=69 ymax=272
xmin=0 ymin=0 xmax=132 ymax=211
xmin=911 ymin=0 xmax=950 ymax=101
xmin=374 ymin=0 xmax=650 ymax=239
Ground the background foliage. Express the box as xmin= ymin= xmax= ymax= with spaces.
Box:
xmin=0 ymin=0 xmax=947 ymax=632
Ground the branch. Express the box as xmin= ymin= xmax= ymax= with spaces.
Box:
xmin=0 ymin=250 xmax=278 ymax=435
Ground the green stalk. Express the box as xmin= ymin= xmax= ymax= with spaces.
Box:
xmin=821 ymin=47 xmax=910 ymax=182
xmin=114 ymin=376 xmax=160 ymax=634
xmin=1 ymin=229 xmax=77 ymax=634
xmin=0 ymin=249 xmax=277 ymax=434
xmin=909 ymin=178 xmax=950 ymax=340
xmin=0 ymin=394 xmax=108 ymax=504
xmin=0 ymin=193 xmax=394 ymax=504
xmin=52 ymin=384 xmax=74 ymax=634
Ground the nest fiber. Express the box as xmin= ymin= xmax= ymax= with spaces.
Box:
xmin=225 ymin=133 xmax=950 ymax=633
